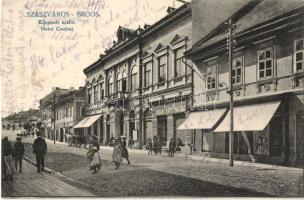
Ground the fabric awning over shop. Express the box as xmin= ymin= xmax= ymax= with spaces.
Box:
xmin=73 ymin=114 xmax=102 ymax=129
xmin=178 ymin=109 xmax=227 ymax=130
xmin=214 ymin=101 xmax=281 ymax=132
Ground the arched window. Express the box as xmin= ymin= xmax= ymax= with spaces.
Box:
xmin=122 ymin=71 xmax=127 ymax=92
xmin=116 ymin=72 xmax=122 ymax=92
xmin=108 ymin=76 xmax=113 ymax=95
xmin=130 ymin=65 xmax=138 ymax=91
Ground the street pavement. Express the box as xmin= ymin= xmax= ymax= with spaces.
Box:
xmin=2 ymin=130 xmax=303 ymax=197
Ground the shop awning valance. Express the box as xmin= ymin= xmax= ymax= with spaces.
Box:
xmin=73 ymin=114 xmax=102 ymax=129
xmin=214 ymin=101 xmax=281 ymax=132
xmin=178 ymin=109 xmax=227 ymax=130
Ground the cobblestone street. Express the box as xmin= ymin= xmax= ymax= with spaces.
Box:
xmin=2 ymin=131 xmax=303 ymax=197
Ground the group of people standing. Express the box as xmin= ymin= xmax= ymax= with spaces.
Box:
xmin=2 ymin=131 xmax=47 ymax=181
xmin=147 ymin=136 xmax=163 ymax=155
xmin=2 ymin=136 xmax=24 ymax=181
xmin=147 ymin=136 xmax=183 ymax=157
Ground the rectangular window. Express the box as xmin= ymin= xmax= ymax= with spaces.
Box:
xmin=206 ymin=65 xmax=216 ymax=90
xmin=295 ymin=39 xmax=304 ymax=72
xmin=232 ymin=56 xmax=243 ymax=85
xmin=88 ymin=88 xmax=92 ymax=104
xmin=100 ymin=82 xmax=104 ymax=99
xmin=65 ymin=107 xmax=68 ymax=118
xmin=258 ymin=48 xmax=273 ymax=79
xmin=93 ymin=85 xmax=98 ymax=103
xmin=174 ymin=48 xmax=185 ymax=77
xmin=158 ymin=56 xmax=166 ymax=82
xmin=144 ymin=62 xmax=152 ymax=87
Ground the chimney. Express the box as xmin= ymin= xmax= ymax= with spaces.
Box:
xmin=144 ymin=24 xmax=151 ymax=29
xmin=167 ymin=6 xmax=175 ymax=14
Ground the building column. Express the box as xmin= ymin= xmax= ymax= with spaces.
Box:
xmin=152 ymin=115 xmax=157 ymax=138
xmin=167 ymin=114 xmax=174 ymax=147
xmin=97 ymin=118 xmax=101 ymax=143
xmin=103 ymin=115 xmax=108 ymax=145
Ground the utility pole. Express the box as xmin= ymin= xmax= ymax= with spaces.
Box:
xmin=227 ymin=18 xmax=234 ymax=167
xmin=53 ymin=92 xmax=56 ymax=144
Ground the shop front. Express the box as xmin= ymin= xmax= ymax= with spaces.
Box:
xmin=179 ymin=101 xmax=289 ymax=164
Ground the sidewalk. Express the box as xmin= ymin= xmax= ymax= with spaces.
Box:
xmin=40 ymin=136 xmax=302 ymax=171
xmin=99 ymin=145 xmax=302 ymax=171
xmin=2 ymin=160 xmax=95 ymax=197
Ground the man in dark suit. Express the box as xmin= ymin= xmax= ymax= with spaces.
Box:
xmin=13 ymin=137 xmax=25 ymax=173
xmin=32 ymin=131 xmax=47 ymax=173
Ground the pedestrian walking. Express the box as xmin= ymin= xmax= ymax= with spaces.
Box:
xmin=13 ymin=137 xmax=25 ymax=173
xmin=147 ymin=138 xmax=153 ymax=155
xmin=2 ymin=137 xmax=15 ymax=181
xmin=153 ymin=136 xmax=158 ymax=155
xmin=158 ymin=137 xmax=162 ymax=155
xmin=168 ymin=138 xmax=176 ymax=157
xmin=176 ymin=137 xmax=182 ymax=154
xmin=112 ymin=137 xmax=122 ymax=169
xmin=32 ymin=131 xmax=47 ymax=173
xmin=87 ymin=136 xmax=101 ymax=174
xmin=121 ymin=137 xmax=131 ymax=164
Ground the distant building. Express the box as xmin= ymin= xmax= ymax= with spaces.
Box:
xmin=52 ymin=87 xmax=87 ymax=142
xmin=1 ymin=109 xmax=40 ymax=131
xmin=184 ymin=0 xmax=304 ymax=166
xmin=39 ymin=87 xmax=70 ymax=138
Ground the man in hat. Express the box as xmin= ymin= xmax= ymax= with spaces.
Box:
xmin=32 ymin=131 xmax=47 ymax=173
xmin=13 ymin=136 xmax=25 ymax=173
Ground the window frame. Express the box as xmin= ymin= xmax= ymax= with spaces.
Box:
xmin=232 ymin=56 xmax=243 ymax=85
xmin=158 ymin=55 xmax=166 ymax=82
xmin=257 ymin=48 xmax=273 ymax=80
xmin=294 ymin=39 xmax=304 ymax=72
xmin=93 ymin=85 xmax=98 ymax=103
xmin=116 ymin=72 xmax=122 ymax=92
xmin=100 ymin=82 xmax=104 ymax=99
xmin=174 ymin=47 xmax=185 ymax=78
xmin=87 ymin=87 xmax=92 ymax=104
xmin=108 ymin=76 xmax=113 ymax=95
xmin=144 ymin=62 xmax=152 ymax=87
xmin=130 ymin=65 xmax=138 ymax=91
xmin=206 ymin=65 xmax=217 ymax=90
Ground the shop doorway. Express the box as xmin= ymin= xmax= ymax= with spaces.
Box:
xmin=157 ymin=116 xmax=167 ymax=146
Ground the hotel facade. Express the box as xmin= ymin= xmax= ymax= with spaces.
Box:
xmin=78 ymin=4 xmax=193 ymax=149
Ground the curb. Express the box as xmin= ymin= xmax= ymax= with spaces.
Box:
xmin=100 ymin=146 xmax=303 ymax=171
xmin=22 ymin=156 xmax=98 ymax=193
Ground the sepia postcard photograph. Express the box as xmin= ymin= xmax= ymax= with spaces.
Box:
xmin=1 ymin=0 xmax=303 ymax=198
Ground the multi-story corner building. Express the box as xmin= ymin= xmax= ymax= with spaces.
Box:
xmin=183 ymin=0 xmax=304 ymax=166
xmin=80 ymin=3 xmax=193 ymax=148
xmin=52 ymin=87 xmax=87 ymax=142
xmin=39 ymin=87 xmax=70 ymax=138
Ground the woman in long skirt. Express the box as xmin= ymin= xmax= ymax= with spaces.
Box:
xmin=2 ymin=137 xmax=15 ymax=181
xmin=121 ymin=137 xmax=131 ymax=164
xmin=112 ymin=138 xmax=122 ymax=169
xmin=87 ymin=136 xmax=101 ymax=174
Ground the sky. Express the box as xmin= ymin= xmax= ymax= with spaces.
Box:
xmin=1 ymin=0 xmax=184 ymax=117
